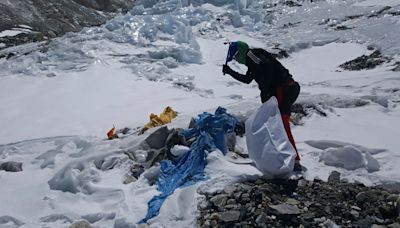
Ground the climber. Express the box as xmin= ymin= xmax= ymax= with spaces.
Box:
xmin=222 ymin=41 xmax=302 ymax=171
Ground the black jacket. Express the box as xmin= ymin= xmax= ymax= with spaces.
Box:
xmin=229 ymin=48 xmax=292 ymax=102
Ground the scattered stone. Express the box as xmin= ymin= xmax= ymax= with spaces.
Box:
xmin=223 ymin=185 xmax=236 ymax=196
xmin=0 ymin=161 xmax=23 ymax=172
xmin=327 ymin=171 xmax=341 ymax=183
xmin=389 ymin=223 xmax=400 ymax=228
xmin=197 ymin=177 xmax=400 ymax=227
xmin=379 ymin=205 xmax=397 ymax=219
xmin=209 ymin=212 xmax=219 ymax=220
xmin=372 ymin=224 xmax=386 ymax=228
xmin=286 ymin=198 xmax=300 ymax=205
xmin=123 ymin=175 xmax=137 ymax=185
xmin=339 ymin=50 xmax=388 ymax=71
xmin=210 ymin=219 xmax=218 ymax=226
xmin=220 ymin=210 xmax=240 ymax=222
xmin=0 ymin=0 xmax=135 ymax=50
xmin=226 ymin=199 xmax=236 ymax=205
xmin=387 ymin=194 xmax=399 ymax=202
xmin=392 ymin=62 xmax=400 ymax=71
xmin=268 ymin=203 xmax=301 ymax=216
xmin=210 ymin=194 xmax=228 ymax=210
xmin=255 ymin=212 xmax=268 ymax=225
xmin=356 ymin=191 xmax=369 ymax=202
xmin=335 ymin=25 xmax=353 ymax=31
xmin=350 ymin=210 xmax=360 ymax=218
xmin=69 ymin=220 xmax=92 ymax=228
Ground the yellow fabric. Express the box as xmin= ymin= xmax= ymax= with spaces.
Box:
xmin=141 ymin=106 xmax=178 ymax=133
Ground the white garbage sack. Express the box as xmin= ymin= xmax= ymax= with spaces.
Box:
xmin=245 ymin=97 xmax=296 ymax=178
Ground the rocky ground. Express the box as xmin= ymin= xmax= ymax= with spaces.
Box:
xmin=197 ymin=171 xmax=400 ymax=228
xmin=0 ymin=0 xmax=135 ymax=50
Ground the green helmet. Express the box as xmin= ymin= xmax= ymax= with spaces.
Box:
xmin=236 ymin=41 xmax=249 ymax=64
xmin=226 ymin=41 xmax=249 ymax=65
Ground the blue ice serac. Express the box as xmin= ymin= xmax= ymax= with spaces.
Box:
xmin=139 ymin=107 xmax=239 ymax=223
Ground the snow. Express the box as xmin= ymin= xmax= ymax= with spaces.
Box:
xmin=0 ymin=26 xmax=33 ymax=38
xmin=0 ymin=0 xmax=400 ymax=227
xmin=0 ymin=30 xmax=24 ymax=38
xmin=354 ymin=0 xmax=400 ymax=7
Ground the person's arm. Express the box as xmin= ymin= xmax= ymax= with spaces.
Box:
xmin=222 ymin=64 xmax=253 ymax=84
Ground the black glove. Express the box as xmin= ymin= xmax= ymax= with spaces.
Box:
xmin=222 ymin=64 xmax=233 ymax=75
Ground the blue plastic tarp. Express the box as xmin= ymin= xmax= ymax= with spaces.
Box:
xmin=139 ymin=107 xmax=238 ymax=223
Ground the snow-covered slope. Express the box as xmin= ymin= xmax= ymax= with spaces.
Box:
xmin=0 ymin=0 xmax=399 ymax=227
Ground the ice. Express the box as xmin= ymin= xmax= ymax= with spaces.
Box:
xmin=35 ymin=149 xmax=63 ymax=169
xmin=354 ymin=0 xmax=400 ymax=7
xmin=305 ymin=140 xmax=387 ymax=155
xmin=362 ymin=95 xmax=389 ymax=108
xmin=320 ymin=145 xmax=380 ymax=172
xmin=320 ymin=146 xmax=366 ymax=170
xmin=365 ymin=152 xmax=380 ymax=173
xmin=170 ymin=145 xmax=190 ymax=158
xmin=1 ymin=0 xmax=398 ymax=79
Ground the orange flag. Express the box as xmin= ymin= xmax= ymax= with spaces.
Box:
xmin=107 ymin=125 xmax=116 ymax=140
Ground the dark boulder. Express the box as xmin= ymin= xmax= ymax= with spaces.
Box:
xmin=0 ymin=161 xmax=23 ymax=172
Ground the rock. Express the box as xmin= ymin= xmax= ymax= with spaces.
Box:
xmin=0 ymin=0 xmax=135 ymax=49
xmin=144 ymin=126 xmax=170 ymax=150
xmin=339 ymin=50 xmax=386 ymax=71
xmin=210 ymin=194 xmax=228 ymax=210
xmin=379 ymin=205 xmax=397 ymax=219
xmin=0 ymin=161 xmax=23 ymax=172
xmin=397 ymin=197 xmax=400 ymax=215
xmin=130 ymin=164 xmax=145 ymax=179
xmin=255 ymin=212 xmax=267 ymax=225
xmin=220 ymin=210 xmax=240 ymax=222
xmin=209 ymin=212 xmax=219 ymax=220
xmin=357 ymin=216 xmax=375 ymax=228
xmin=165 ymin=128 xmax=188 ymax=158
xmin=69 ymin=220 xmax=92 ymax=228
xmin=210 ymin=219 xmax=218 ymax=226
xmin=200 ymin=220 xmax=210 ymax=228
xmin=286 ymin=198 xmax=300 ymax=205
xmin=372 ymin=225 xmax=386 ymax=228
xmin=392 ymin=62 xmax=400 ymax=71
xmin=389 ymin=223 xmax=400 ymax=228
xmin=351 ymin=206 xmax=361 ymax=211
xmin=100 ymin=157 xmax=119 ymax=170
xmin=350 ymin=210 xmax=360 ymax=218
xmin=268 ymin=203 xmax=301 ymax=216
xmin=387 ymin=194 xmax=400 ymax=202
xmin=198 ymin=176 xmax=400 ymax=227
xmin=240 ymin=193 xmax=251 ymax=203
xmin=123 ymin=175 xmax=137 ymax=184
xmin=327 ymin=171 xmax=341 ymax=183
xmin=47 ymin=31 xmax=57 ymax=38
xmin=356 ymin=191 xmax=370 ymax=202
xmin=297 ymin=179 xmax=308 ymax=187
xmin=223 ymin=185 xmax=236 ymax=196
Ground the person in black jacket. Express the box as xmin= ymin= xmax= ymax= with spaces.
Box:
xmin=222 ymin=41 xmax=301 ymax=170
